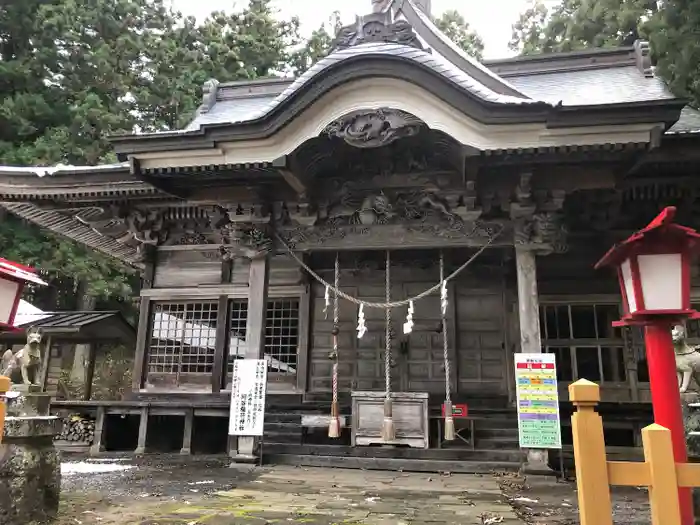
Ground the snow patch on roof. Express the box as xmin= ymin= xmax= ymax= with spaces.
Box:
xmin=14 ymin=299 xmax=53 ymax=326
xmin=0 ymin=162 xmax=129 ymax=177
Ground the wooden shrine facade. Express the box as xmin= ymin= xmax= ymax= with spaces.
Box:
xmin=2 ymin=2 xmax=700 ymax=463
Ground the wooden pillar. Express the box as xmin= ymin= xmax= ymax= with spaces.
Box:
xmin=39 ymin=336 xmax=52 ymax=391
xmin=180 ymin=408 xmax=194 ymax=455
xmin=90 ymin=406 xmax=106 ymax=456
xmin=234 ymin=255 xmax=269 ymax=460
xmin=515 ymin=248 xmax=541 ymax=353
xmin=83 ymin=343 xmax=97 ymax=401
xmin=515 ymin=247 xmax=550 ymax=470
xmin=212 ymin=295 xmax=229 ymax=393
xmin=135 ymin=406 xmax=149 ymax=455
xmin=132 ymin=261 xmax=155 ymax=394
xmin=569 ymin=379 xmax=613 ymax=525
xmin=296 ymin=281 xmax=311 ymax=393
xmin=132 ymin=298 xmax=151 ymax=393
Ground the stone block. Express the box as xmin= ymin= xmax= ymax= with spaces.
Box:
xmin=5 ymin=391 xmax=50 ymax=417
xmin=0 ymin=392 xmax=60 ymax=525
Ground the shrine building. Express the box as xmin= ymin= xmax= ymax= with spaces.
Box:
xmin=1 ymin=0 xmax=699 ymax=469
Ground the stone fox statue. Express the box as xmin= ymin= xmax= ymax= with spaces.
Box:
xmin=673 ymin=324 xmax=700 ymax=393
xmin=1 ymin=327 xmax=43 ymax=385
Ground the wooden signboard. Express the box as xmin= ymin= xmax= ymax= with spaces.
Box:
xmin=228 ymin=359 xmax=267 ymax=437
xmin=514 ymin=353 xmax=562 ymax=449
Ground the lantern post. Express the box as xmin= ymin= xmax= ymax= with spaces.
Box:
xmin=595 ymin=206 xmax=700 ymax=525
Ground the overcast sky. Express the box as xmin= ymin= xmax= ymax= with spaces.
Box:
xmin=171 ymin=0 xmax=555 ymax=59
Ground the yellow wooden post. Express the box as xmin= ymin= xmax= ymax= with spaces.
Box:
xmin=569 ymin=379 xmax=613 ymax=525
xmin=0 ymin=375 xmax=9 ymax=444
xmin=642 ymin=424 xmax=682 ymax=525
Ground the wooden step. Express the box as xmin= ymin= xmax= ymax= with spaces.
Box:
xmin=264 ymin=443 xmax=525 ymax=463
xmin=264 ymin=453 xmax=522 ymax=474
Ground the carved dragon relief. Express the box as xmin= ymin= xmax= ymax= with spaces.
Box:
xmin=324 ymin=108 xmax=425 ymax=149
xmin=278 ymin=182 xmax=500 ymax=249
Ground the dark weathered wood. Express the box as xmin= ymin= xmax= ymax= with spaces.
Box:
xmin=135 ymin=406 xmax=149 ymax=454
xmin=238 ymin=255 xmax=270 ymax=458
xmin=221 ymin=259 xmax=233 ymax=284
xmin=296 ymin=282 xmax=311 ymax=393
xmin=39 ymin=336 xmax=52 ymax=391
xmin=245 ymin=257 xmax=270 ymax=359
xmin=83 ymin=343 xmax=97 ymax=401
xmin=211 ymin=295 xmax=229 ymax=392
xmin=132 ymin=298 xmax=151 ymax=393
xmin=89 ymin=406 xmax=106 ymax=456
xmin=181 ymin=408 xmax=194 ymax=455
xmin=153 ymin=249 xmax=222 ymax=288
xmin=264 ymin=453 xmax=520 ymax=474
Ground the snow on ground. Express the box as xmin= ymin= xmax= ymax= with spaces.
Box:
xmin=61 ymin=459 xmax=135 ymax=476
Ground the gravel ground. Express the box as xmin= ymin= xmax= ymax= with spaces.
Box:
xmin=57 ymin=455 xmax=654 ymax=525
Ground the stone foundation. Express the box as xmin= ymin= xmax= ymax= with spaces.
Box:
xmin=0 ymin=387 xmax=60 ymax=525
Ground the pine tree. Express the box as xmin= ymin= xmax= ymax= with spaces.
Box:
xmin=434 ymin=9 xmax=485 ymax=59
xmin=0 ymin=0 xmax=307 ymax=308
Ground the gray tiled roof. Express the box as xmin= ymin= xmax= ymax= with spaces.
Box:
xmin=183 ymin=42 xmax=546 ymax=132
xmin=184 ymin=97 xmax=273 ymax=131
xmin=406 ymin=0 xmax=529 ymax=98
xmin=507 ymin=66 xmax=675 ymax=106
xmin=668 ymin=107 xmax=700 ymax=135
xmin=185 ymin=63 xmax=683 ymax=133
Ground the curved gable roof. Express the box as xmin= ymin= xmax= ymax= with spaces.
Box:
xmin=397 ymin=0 xmax=529 ymax=99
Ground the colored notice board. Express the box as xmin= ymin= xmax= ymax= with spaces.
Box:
xmin=514 ymin=353 xmax=562 ymax=449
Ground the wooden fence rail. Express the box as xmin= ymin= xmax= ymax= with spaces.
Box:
xmin=0 ymin=375 xmax=9 ymax=444
xmin=571 ymin=379 xmax=700 ymax=525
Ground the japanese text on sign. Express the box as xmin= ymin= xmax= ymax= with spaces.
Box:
xmin=228 ymin=359 xmax=268 ymax=437
xmin=514 ymin=353 xmax=562 ymax=449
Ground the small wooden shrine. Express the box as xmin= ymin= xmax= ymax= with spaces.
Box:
xmin=0 ymin=0 xmax=699 ymax=469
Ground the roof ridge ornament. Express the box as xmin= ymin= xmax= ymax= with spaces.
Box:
xmin=634 ymin=40 xmax=653 ymax=78
xmin=332 ymin=12 xmax=426 ymax=52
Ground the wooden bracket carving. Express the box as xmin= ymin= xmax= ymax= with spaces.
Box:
xmin=514 ymin=212 xmax=568 ymax=255
xmin=75 ymin=205 xmax=169 ymax=262
xmin=208 ymin=203 xmax=272 ymax=259
xmin=510 ymin=172 xmax=536 ymax=219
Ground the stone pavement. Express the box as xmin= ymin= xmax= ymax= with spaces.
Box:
xmin=144 ymin=465 xmax=520 ymax=524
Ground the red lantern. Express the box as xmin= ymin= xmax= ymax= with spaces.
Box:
xmin=595 ymin=206 xmax=700 ymax=325
xmin=0 ymin=258 xmax=47 ymax=330
xmin=596 ymin=206 xmax=700 ymax=525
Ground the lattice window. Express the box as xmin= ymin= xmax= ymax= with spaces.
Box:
xmin=225 ymin=298 xmax=300 ymax=378
xmin=265 ymin=298 xmax=300 ymax=376
xmin=226 ymin=299 xmax=248 ymax=376
xmin=540 ymin=303 xmax=627 ymax=383
xmin=148 ymin=301 xmax=218 ymax=378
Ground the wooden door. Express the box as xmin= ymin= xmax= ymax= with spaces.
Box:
xmin=353 ymin=283 xmax=403 ymax=392
xmin=398 ymin=282 xmax=455 ymax=394
xmin=455 ymin=286 xmax=508 ymax=396
xmin=309 ymin=281 xmax=401 ymax=393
